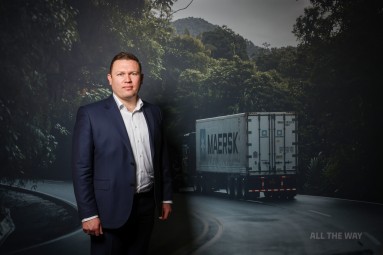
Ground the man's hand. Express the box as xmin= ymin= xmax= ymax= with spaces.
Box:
xmin=159 ymin=203 xmax=172 ymax=220
xmin=82 ymin=217 xmax=103 ymax=236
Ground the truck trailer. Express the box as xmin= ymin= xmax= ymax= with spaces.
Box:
xmin=182 ymin=112 xmax=298 ymax=199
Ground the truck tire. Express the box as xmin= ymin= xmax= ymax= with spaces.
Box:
xmin=201 ymin=177 xmax=211 ymax=194
xmin=240 ymin=178 xmax=248 ymax=199
xmin=193 ymin=176 xmax=202 ymax=193
xmin=285 ymin=192 xmax=296 ymax=200
xmin=227 ymin=178 xmax=235 ymax=198
xmin=264 ymin=191 xmax=271 ymax=199
xmin=234 ymin=178 xmax=240 ymax=198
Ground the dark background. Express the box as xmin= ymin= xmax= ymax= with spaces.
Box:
xmin=0 ymin=0 xmax=382 ymax=204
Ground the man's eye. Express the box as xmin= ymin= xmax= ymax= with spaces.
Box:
xmin=130 ymin=72 xmax=140 ymax=76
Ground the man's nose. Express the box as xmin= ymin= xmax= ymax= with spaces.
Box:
xmin=124 ymin=76 xmax=132 ymax=82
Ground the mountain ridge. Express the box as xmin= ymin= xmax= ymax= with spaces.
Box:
xmin=171 ymin=17 xmax=264 ymax=58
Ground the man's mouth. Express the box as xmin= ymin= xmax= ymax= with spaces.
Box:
xmin=122 ymin=86 xmax=133 ymax=90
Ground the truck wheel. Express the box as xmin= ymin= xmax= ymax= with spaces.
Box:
xmin=194 ymin=183 xmax=201 ymax=193
xmin=193 ymin=177 xmax=202 ymax=193
xmin=240 ymin=179 xmax=248 ymax=199
xmin=227 ymin=178 xmax=235 ymax=198
xmin=201 ymin=178 xmax=210 ymax=194
xmin=280 ymin=191 xmax=288 ymax=199
xmin=286 ymin=192 xmax=296 ymax=200
xmin=234 ymin=179 xmax=240 ymax=198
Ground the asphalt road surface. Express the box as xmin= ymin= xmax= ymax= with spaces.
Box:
xmin=4 ymin=181 xmax=383 ymax=255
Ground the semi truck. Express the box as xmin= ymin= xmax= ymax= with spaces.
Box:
xmin=181 ymin=112 xmax=298 ymax=199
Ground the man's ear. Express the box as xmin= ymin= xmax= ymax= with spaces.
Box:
xmin=107 ymin=74 xmax=112 ymax=85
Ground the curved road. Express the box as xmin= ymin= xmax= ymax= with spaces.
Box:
xmin=180 ymin=192 xmax=383 ymax=254
xmin=6 ymin=181 xmax=383 ymax=255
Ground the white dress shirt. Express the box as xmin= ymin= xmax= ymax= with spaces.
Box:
xmin=113 ymin=94 xmax=154 ymax=193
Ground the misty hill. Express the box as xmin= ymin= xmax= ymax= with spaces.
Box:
xmin=172 ymin=17 xmax=217 ymax=38
xmin=171 ymin=17 xmax=263 ymax=58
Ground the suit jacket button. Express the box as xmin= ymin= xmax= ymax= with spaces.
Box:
xmin=130 ymin=162 xmax=135 ymax=166
xmin=130 ymin=183 xmax=135 ymax=187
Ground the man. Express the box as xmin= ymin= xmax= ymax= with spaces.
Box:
xmin=72 ymin=52 xmax=172 ymax=255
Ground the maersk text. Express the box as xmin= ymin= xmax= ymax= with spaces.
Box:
xmin=207 ymin=132 xmax=238 ymax=154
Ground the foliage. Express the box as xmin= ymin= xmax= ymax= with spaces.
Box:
xmin=304 ymin=153 xmax=327 ymax=195
xmin=293 ymin=0 xmax=382 ymax=200
xmin=0 ymin=0 xmax=176 ymax=180
xmin=172 ymin=17 xmax=218 ymax=38
xmin=202 ymin=26 xmax=249 ymax=61
xmin=0 ymin=0 xmax=79 ymax=179
xmin=0 ymin=0 xmax=381 ymax=202
xmin=172 ymin=17 xmax=264 ymax=60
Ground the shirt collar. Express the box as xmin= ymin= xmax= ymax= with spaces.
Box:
xmin=112 ymin=93 xmax=144 ymax=112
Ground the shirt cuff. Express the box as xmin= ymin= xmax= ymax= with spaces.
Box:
xmin=82 ymin=215 xmax=98 ymax=222
xmin=163 ymin=200 xmax=173 ymax=204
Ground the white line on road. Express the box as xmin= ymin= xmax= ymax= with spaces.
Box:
xmin=363 ymin=232 xmax=381 ymax=246
xmin=7 ymin=229 xmax=83 ymax=255
xmin=191 ymin=216 xmax=224 ymax=255
xmin=247 ymin=200 xmax=264 ymax=204
xmin=171 ymin=211 xmax=210 ymax=255
xmin=308 ymin=210 xmax=331 ymax=217
xmin=299 ymin=194 xmax=383 ymax=206
xmin=190 ymin=211 xmax=210 ymax=244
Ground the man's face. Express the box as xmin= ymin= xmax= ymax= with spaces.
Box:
xmin=107 ymin=59 xmax=143 ymax=102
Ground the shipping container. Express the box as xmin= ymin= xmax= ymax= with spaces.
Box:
xmin=187 ymin=112 xmax=298 ymax=199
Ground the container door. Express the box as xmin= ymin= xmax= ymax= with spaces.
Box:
xmin=274 ymin=114 xmax=297 ymax=174
xmin=248 ymin=114 xmax=273 ymax=174
xmin=247 ymin=113 xmax=297 ymax=174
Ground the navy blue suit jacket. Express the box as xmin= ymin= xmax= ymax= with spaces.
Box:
xmin=72 ymin=95 xmax=172 ymax=229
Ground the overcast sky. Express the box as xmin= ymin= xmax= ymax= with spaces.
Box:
xmin=171 ymin=0 xmax=311 ymax=47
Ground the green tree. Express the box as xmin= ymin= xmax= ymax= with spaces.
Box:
xmin=0 ymin=0 xmax=78 ymax=180
xmin=161 ymin=33 xmax=212 ymax=137
xmin=202 ymin=25 xmax=249 ymax=61
xmin=0 ymin=0 xmax=178 ymax=180
xmin=293 ymin=0 xmax=383 ymax=201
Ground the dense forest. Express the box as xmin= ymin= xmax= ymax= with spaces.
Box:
xmin=0 ymin=0 xmax=381 ymax=202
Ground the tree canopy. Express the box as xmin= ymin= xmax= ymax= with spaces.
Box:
xmin=0 ymin=0 xmax=381 ymax=202
xmin=292 ymin=0 xmax=382 ymax=200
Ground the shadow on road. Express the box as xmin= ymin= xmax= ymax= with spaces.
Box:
xmin=0 ymin=185 xmax=80 ymax=254
xmin=149 ymin=191 xmax=195 ymax=254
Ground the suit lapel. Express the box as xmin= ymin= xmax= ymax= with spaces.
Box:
xmin=142 ymin=104 xmax=156 ymax=160
xmin=104 ymin=96 xmax=134 ymax=154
